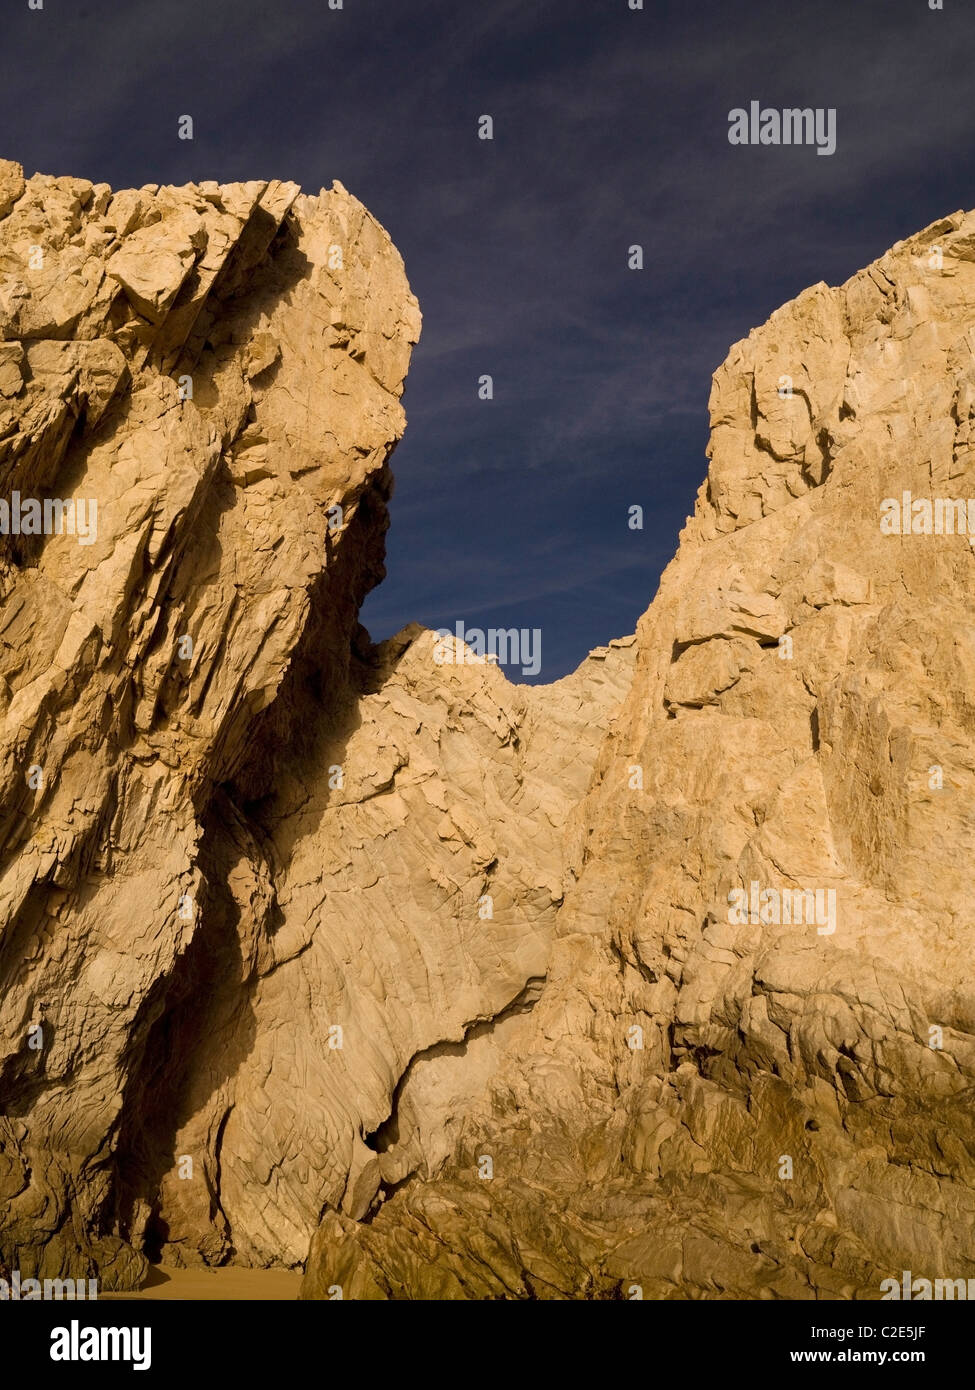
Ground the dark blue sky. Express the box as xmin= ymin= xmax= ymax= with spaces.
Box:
xmin=2 ymin=0 xmax=973 ymax=678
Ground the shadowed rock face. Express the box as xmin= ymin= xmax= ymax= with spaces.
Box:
xmin=1 ymin=162 xmax=973 ymax=1299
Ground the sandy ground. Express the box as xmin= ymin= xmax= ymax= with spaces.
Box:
xmin=100 ymin=1265 xmax=302 ymax=1301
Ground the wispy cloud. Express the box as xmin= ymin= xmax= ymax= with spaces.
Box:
xmin=4 ymin=0 xmax=975 ymax=677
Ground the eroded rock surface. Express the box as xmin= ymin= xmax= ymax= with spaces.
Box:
xmin=2 ymin=160 xmax=973 ymax=1299
xmin=303 ymin=212 xmax=975 ymax=1300
xmin=0 ymin=159 xmax=426 ymax=1286
xmin=0 ymin=159 xmax=637 ymax=1290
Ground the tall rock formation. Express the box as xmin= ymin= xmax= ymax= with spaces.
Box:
xmin=304 ymin=211 xmax=975 ymax=1300
xmin=0 ymin=160 xmax=425 ymax=1286
xmin=0 ymin=160 xmax=635 ymax=1288
xmin=1 ymin=161 xmax=973 ymax=1299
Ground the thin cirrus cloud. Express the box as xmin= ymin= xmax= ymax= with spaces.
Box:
xmin=3 ymin=0 xmax=975 ymax=681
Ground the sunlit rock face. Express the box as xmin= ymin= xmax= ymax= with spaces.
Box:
xmin=0 ymin=160 xmax=636 ymax=1290
xmin=1 ymin=162 xmax=972 ymax=1299
xmin=0 ymin=160 xmax=423 ymax=1286
xmin=303 ymin=211 xmax=975 ymax=1300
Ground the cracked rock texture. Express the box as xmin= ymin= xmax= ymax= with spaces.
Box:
xmin=303 ymin=210 xmax=975 ymax=1299
xmin=2 ymin=162 xmax=973 ymax=1299
xmin=0 ymin=159 xmax=425 ymax=1286
xmin=0 ymin=159 xmax=636 ymax=1290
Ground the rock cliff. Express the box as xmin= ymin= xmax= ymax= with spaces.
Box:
xmin=0 ymin=160 xmax=636 ymax=1289
xmin=304 ymin=210 xmax=975 ymax=1299
xmin=1 ymin=161 xmax=972 ymax=1298
xmin=0 ymin=159 xmax=424 ymax=1285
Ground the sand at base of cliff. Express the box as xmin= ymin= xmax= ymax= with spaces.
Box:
xmin=100 ymin=1265 xmax=302 ymax=1300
